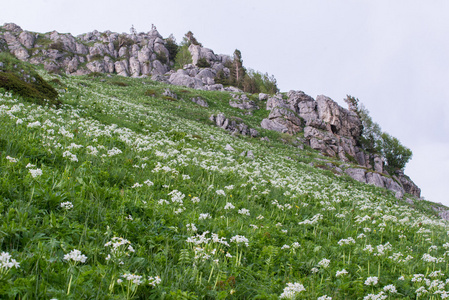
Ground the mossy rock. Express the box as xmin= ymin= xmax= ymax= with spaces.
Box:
xmin=0 ymin=52 xmax=60 ymax=106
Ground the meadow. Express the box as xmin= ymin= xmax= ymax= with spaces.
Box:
xmin=0 ymin=72 xmax=448 ymax=299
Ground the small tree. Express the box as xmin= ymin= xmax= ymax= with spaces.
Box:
xmin=229 ymin=49 xmax=246 ymax=88
xmin=344 ymin=95 xmax=360 ymax=113
xmin=380 ymin=133 xmax=413 ymax=171
xmin=165 ymin=34 xmax=179 ymax=62
xmin=185 ymin=31 xmax=201 ymax=46
xmin=174 ymin=44 xmax=192 ymax=70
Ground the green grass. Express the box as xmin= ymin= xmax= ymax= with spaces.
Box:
xmin=0 ymin=69 xmax=447 ymax=299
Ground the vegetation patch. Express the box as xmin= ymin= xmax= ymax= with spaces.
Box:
xmin=0 ymin=53 xmax=60 ymax=106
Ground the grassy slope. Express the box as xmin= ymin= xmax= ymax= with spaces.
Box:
xmin=0 ymin=71 xmax=448 ymax=299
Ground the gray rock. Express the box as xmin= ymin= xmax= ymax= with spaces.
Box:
xmin=169 ymin=70 xmax=203 ymax=89
xmin=191 ymin=97 xmax=208 ymax=107
xmin=439 ymin=211 xmax=449 ymax=221
xmin=162 ymin=89 xmax=177 ymax=99
xmin=86 ymin=60 xmax=105 ymax=73
xmin=373 ymin=154 xmax=383 ymax=173
xmin=266 ymin=94 xmax=288 ymax=110
xmin=267 ymin=107 xmax=302 ymax=134
xmin=395 ymin=170 xmax=421 ymax=198
xmin=114 ymin=60 xmax=129 ymax=76
xmin=129 ymin=57 xmax=141 ymax=77
xmin=3 ymin=23 xmax=22 ymax=33
xmin=202 ymin=84 xmax=224 ymax=91
xmin=345 ymin=168 xmax=367 ymax=183
xmin=247 ymin=150 xmax=254 ymax=159
xmin=215 ymin=114 xmax=226 ymax=127
xmin=261 ymin=118 xmax=288 ymax=133
xmin=405 ymin=198 xmax=414 ymax=205
xmin=224 ymin=86 xmax=243 ymax=93
xmin=196 ymin=68 xmax=215 ymax=83
xmin=229 ymin=95 xmax=258 ymax=110
xmin=259 ymin=93 xmax=269 ymax=101
xmin=18 ymin=31 xmax=35 ymax=48
xmin=366 ymin=172 xmax=385 ymax=188
xmin=151 ymin=74 xmax=169 ymax=84
xmin=383 ymin=177 xmax=405 ymax=199
xmin=249 ymin=128 xmax=259 ymax=137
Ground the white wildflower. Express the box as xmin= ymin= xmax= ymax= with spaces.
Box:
xmin=318 ymin=258 xmax=330 ymax=269
xmin=144 ymin=179 xmax=154 ymax=186
xmin=336 ymin=269 xmax=348 ymax=277
xmin=216 ymin=189 xmax=226 ymax=196
xmin=148 ymin=275 xmax=161 ymax=286
xmin=63 ymin=249 xmax=87 ymax=263
xmin=279 ymin=282 xmax=306 ymax=299
xmin=199 ymin=213 xmax=211 ymax=220
xmin=238 ymin=208 xmax=250 ymax=216
xmin=364 ymin=276 xmax=378 ymax=286
xmin=60 ymin=201 xmax=73 ymax=210
xmin=224 ymin=202 xmax=235 ymax=210
xmin=29 ymin=168 xmax=43 ymax=178
xmin=6 ymin=156 xmax=17 ymax=163
xmin=0 ymin=252 xmax=20 ymax=270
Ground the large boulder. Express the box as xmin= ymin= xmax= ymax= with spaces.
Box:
xmin=316 ymin=95 xmax=361 ymax=137
xmin=229 ymin=94 xmax=258 ymax=110
xmin=261 ymin=118 xmax=288 ymax=133
xmin=267 ymin=107 xmax=302 ymax=134
xmin=169 ymin=70 xmax=203 ymax=89
xmin=18 ymin=31 xmax=35 ymax=48
xmin=345 ymin=168 xmax=367 ymax=183
xmin=366 ymin=172 xmax=385 ymax=188
xmin=395 ymin=170 xmax=421 ymax=197
xmin=115 ymin=60 xmax=129 ymax=76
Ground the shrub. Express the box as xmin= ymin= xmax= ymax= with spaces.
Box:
xmin=89 ymin=54 xmax=104 ymax=61
xmin=165 ymin=35 xmax=179 ymax=61
xmin=196 ymin=57 xmax=210 ymax=68
xmin=144 ymin=89 xmax=157 ymax=97
xmin=49 ymin=41 xmax=64 ymax=52
xmin=110 ymin=80 xmax=128 ymax=87
xmin=174 ymin=45 xmax=192 ymax=70
xmin=0 ymin=52 xmax=60 ymax=106
xmin=155 ymin=51 xmax=168 ymax=64
xmin=380 ymin=132 xmax=412 ymax=171
xmin=87 ymin=72 xmax=103 ymax=78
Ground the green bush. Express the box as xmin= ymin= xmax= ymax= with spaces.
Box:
xmin=165 ymin=35 xmax=179 ymax=61
xmin=155 ymin=51 xmax=168 ymax=64
xmin=196 ymin=57 xmax=210 ymax=68
xmin=380 ymin=132 xmax=413 ymax=171
xmin=49 ymin=41 xmax=64 ymax=52
xmin=0 ymin=53 xmax=60 ymax=106
xmin=174 ymin=45 xmax=192 ymax=70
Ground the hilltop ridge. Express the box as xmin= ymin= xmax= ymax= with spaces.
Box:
xmin=0 ymin=22 xmax=424 ymax=204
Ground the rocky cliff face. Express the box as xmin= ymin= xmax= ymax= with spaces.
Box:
xmin=260 ymin=90 xmax=421 ymax=199
xmin=0 ymin=23 xmax=172 ymax=77
xmin=0 ymin=22 xmax=421 ymax=200
xmin=0 ymin=23 xmax=235 ymax=92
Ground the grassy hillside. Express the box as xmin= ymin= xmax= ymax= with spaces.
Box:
xmin=0 ymin=70 xmax=448 ymax=299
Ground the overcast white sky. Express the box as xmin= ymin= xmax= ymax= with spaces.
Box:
xmin=3 ymin=0 xmax=449 ymax=206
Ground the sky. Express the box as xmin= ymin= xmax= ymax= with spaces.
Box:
xmin=3 ymin=0 xmax=449 ymax=206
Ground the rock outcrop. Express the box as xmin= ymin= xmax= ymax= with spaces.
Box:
xmin=229 ymin=94 xmax=259 ymax=110
xmin=1 ymin=23 xmax=424 ymax=203
xmin=262 ymin=90 xmax=421 ymax=199
xmin=210 ymin=113 xmax=258 ymax=137
xmin=0 ymin=23 xmax=171 ymax=77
